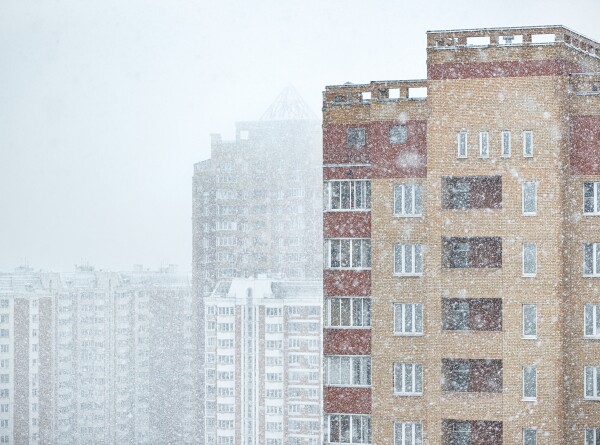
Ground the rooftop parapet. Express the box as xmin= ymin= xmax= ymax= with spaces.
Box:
xmin=427 ymin=25 xmax=600 ymax=59
xmin=323 ymin=79 xmax=428 ymax=106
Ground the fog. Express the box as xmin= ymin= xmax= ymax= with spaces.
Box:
xmin=0 ymin=0 xmax=598 ymax=271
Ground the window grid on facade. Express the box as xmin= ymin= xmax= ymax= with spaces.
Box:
xmin=325 ymin=297 xmax=371 ymax=328
xmin=325 ymin=239 xmax=371 ymax=269
xmin=523 ymin=304 xmax=537 ymax=339
xmin=523 ymin=428 xmax=537 ymax=445
xmin=324 ymin=356 xmax=371 ymax=387
xmin=523 ymin=366 xmax=537 ymax=400
xmin=394 ymin=244 xmax=423 ymax=275
xmin=584 ymin=243 xmax=600 ymax=276
xmin=394 ymin=422 xmax=422 ymax=445
xmin=457 ymin=131 xmax=467 ymax=158
xmin=326 ymin=414 xmax=371 ymax=444
xmin=585 ymin=428 xmax=600 ymax=445
xmin=390 ymin=125 xmax=408 ymax=144
xmin=585 ymin=366 xmax=600 ymax=400
xmin=523 ymin=130 xmax=533 ymax=157
xmin=585 ymin=304 xmax=600 ymax=338
xmin=394 ymin=184 xmax=422 ymax=217
xmin=347 ymin=128 xmax=366 ymax=147
xmin=479 ymin=131 xmax=489 ymax=158
xmin=324 ymin=180 xmax=371 ymax=211
xmin=522 ymin=182 xmax=537 ymax=215
xmin=522 ymin=243 xmax=537 ymax=276
xmin=584 ymin=182 xmax=600 ymax=215
xmin=502 ymin=130 xmax=511 ymax=157
xmin=394 ymin=363 xmax=423 ymax=395
xmin=393 ymin=303 xmax=423 ymax=335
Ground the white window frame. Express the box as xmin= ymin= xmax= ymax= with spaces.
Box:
xmin=584 ymin=243 xmax=600 ymax=277
xmin=479 ymin=131 xmax=489 ymax=158
xmin=393 ymin=362 xmax=423 ymax=396
xmin=584 ymin=182 xmax=600 ymax=215
xmin=324 ymin=355 xmax=371 ymax=387
xmin=325 ymin=239 xmax=371 ymax=269
xmin=324 ymin=180 xmax=371 ymax=211
xmin=457 ymin=131 xmax=467 ymax=158
xmin=326 ymin=414 xmax=371 ymax=444
xmin=394 ymin=422 xmax=422 ymax=445
xmin=522 ymin=243 xmax=537 ymax=277
xmin=325 ymin=297 xmax=371 ymax=328
xmin=523 ymin=428 xmax=537 ymax=445
xmin=393 ymin=303 xmax=423 ymax=336
xmin=393 ymin=184 xmax=423 ymax=217
xmin=522 ymin=182 xmax=537 ymax=215
xmin=522 ymin=366 xmax=537 ymax=401
xmin=523 ymin=130 xmax=533 ymax=157
xmin=394 ymin=244 xmax=423 ymax=276
xmin=584 ymin=304 xmax=600 ymax=338
xmin=586 ymin=366 xmax=600 ymax=400
xmin=522 ymin=304 xmax=537 ymax=339
xmin=501 ymin=130 xmax=511 ymax=157
xmin=585 ymin=428 xmax=600 ymax=445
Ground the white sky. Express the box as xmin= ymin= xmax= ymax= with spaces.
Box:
xmin=0 ymin=0 xmax=598 ymax=272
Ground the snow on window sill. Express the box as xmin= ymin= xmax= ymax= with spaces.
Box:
xmin=393 ymin=273 xmax=423 ymax=277
xmin=393 ymin=332 xmax=424 ymax=337
xmin=522 ymin=397 xmax=537 ymax=402
xmin=522 ymin=335 xmax=537 ymax=340
xmin=583 ymin=212 xmax=600 ymax=216
xmin=393 ymin=213 xmax=423 ymax=218
xmin=583 ymin=334 xmax=600 ymax=339
xmin=522 ymin=273 xmax=537 ymax=278
xmin=393 ymin=392 xmax=423 ymax=397
xmin=584 ymin=396 xmax=600 ymax=401
xmin=325 ymin=326 xmax=371 ymax=330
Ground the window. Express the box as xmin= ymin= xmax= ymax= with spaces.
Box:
xmin=394 ymin=184 xmax=422 ymax=216
xmin=347 ymin=128 xmax=366 ymax=147
xmin=394 ymin=362 xmax=423 ymax=395
xmin=327 ymin=414 xmax=371 ymax=444
xmin=442 ymin=420 xmax=502 ymax=445
xmin=585 ymin=428 xmax=600 ymax=445
xmin=585 ymin=366 xmax=600 ymax=400
xmin=479 ymin=131 xmax=489 ymax=158
xmin=442 ymin=176 xmax=502 ymax=210
xmin=585 ymin=305 xmax=600 ymax=338
xmin=326 ymin=297 xmax=371 ymax=328
xmin=390 ymin=125 xmax=408 ymax=144
xmin=442 ymin=298 xmax=502 ymax=332
xmin=394 ymin=244 xmax=423 ymax=275
xmin=442 ymin=359 xmax=503 ymax=393
xmin=457 ymin=131 xmax=467 ymax=158
xmin=325 ymin=356 xmax=371 ymax=386
xmin=394 ymin=422 xmax=422 ymax=445
xmin=523 ymin=366 xmax=537 ymax=400
xmin=325 ymin=239 xmax=371 ymax=269
xmin=522 ymin=243 xmax=537 ymax=276
xmin=393 ymin=303 xmax=423 ymax=335
xmin=442 ymin=237 xmax=502 ymax=269
xmin=502 ymin=130 xmax=511 ymax=157
xmin=523 ymin=131 xmax=533 ymax=157
xmin=523 ymin=428 xmax=537 ymax=445
xmin=584 ymin=182 xmax=600 ymax=215
xmin=523 ymin=305 xmax=537 ymax=338
xmin=522 ymin=182 xmax=537 ymax=215
xmin=324 ymin=180 xmax=371 ymax=211
xmin=584 ymin=243 xmax=600 ymax=276
xmin=443 ymin=420 xmax=470 ymax=445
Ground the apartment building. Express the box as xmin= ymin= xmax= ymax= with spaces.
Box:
xmin=203 ymin=277 xmax=322 ymax=445
xmin=322 ymin=26 xmax=600 ymax=445
xmin=0 ymin=266 xmax=198 ymax=444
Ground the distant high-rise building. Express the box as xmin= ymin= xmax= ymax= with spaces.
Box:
xmin=203 ymin=277 xmax=322 ymax=445
xmin=192 ymin=86 xmax=323 ymax=440
xmin=322 ymin=25 xmax=600 ymax=444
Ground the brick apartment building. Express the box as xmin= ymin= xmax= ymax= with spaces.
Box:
xmin=322 ymin=26 xmax=600 ymax=444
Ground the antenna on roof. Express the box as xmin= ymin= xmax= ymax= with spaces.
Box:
xmin=260 ymin=85 xmax=317 ymax=121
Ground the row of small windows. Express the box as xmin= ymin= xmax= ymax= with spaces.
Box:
xmin=346 ymin=125 xmax=408 ymax=147
xmin=457 ymin=130 xmax=533 ymax=158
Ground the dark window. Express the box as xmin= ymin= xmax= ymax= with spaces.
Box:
xmin=390 ymin=125 xmax=407 ymax=144
xmin=442 ymin=359 xmax=503 ymax=393
xmin=442 ymin=176 xmax=502 ymax=210
xmin=347 ymin=128 xmax=366 ymax=147
xmin=443 ymin=419 xmax=503 ymax=445
xmin=443 ymin=298 xmax=502 ymax=331
xmin=442 ymin=237 xmax=502 ymax=269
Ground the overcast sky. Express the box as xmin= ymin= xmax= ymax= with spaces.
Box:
xmin=0 ymin=0 xmax=598 ymax=272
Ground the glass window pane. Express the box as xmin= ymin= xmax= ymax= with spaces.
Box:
xmin=415 ymin=364 xmax=423 ymax=393
xmin=353 ymin=298 xmax=363 ymax=327
xmin=395 ymin=185 xmax=403 ymax=215
xmin=394 ymin=304 xmax=403 ymax=333
xmin=405 ymin=304 xmax=413 ymax=333
xmin=365 ymin=182 xmax=371 ymax=209
xmin=586 ymin=367 xmax=594 ymax=397
xmin=596 ymin=245 xmax=600 ymax=275
xmin=340 ymin=357 xmax=351 ymax=385
xmin=415 ymin=304 xmax=423 ymax=333
xmin=340 ymin=240 xmax=350 ymax=267
xmin=329 ymin=357 xmax=340 ymax=385
xmin=415 ymin=245 xmax=422 ymax=273
xmin=595 ymin=306 xmax=600 ymax=336
xmin=363 ymin=240 xmax=371 ymax=268
xmin=330 ymin=415 xmax=340 ymax=442
xmin=330 ymin=298 xmax=341 ymax=327
xmin=585 ymin=304 xmax=594 ymax=336
xmin=405 ymin=246 xmax=413 ymax=273
xmin=405 ymin=364 xmax=413 ymax=392
xmin=395 ymin=245 xmax=403 ymax=273
xmin=405 ymin=185 xmax=413 ymax=215
xmin=415 ymin=185 xmax=422 ymax=215
xmin=340 ymin=299 xmax=351 ymax=326
xmin=331 ymin=182 xmax=341 ymax=210
xmin=340 ymin=415 xmax=350 ymax=442
xmin=394 ymin=364 xmax=403 ymax=392
xmin=351 ymin=416 xmax=361 ymax=442
xmin=585 ymin=244 xmax=594 ymax=275
xmin=341 ymin=182 xmax=351 ymax=209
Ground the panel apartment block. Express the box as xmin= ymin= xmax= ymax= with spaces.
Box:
xmin=322 ymin=25 xmax=600 ymax=445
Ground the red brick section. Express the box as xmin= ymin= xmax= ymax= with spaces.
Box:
xmin=39 ymin=297 xmax=53 ymax=445
xmin=570 ymin=115 xmax=600 ymax=175
xmin=14 ymin=298 xmax=29 ymax=444
xmin=323 ymin=270 xmax=371 ymax=297
xmin=324 ymin=124 xmax=371 ymax=165
xmin=323 ymin=329 xmax=371 ymax=355
xmin=370 ymin=121 xmax=427 ymax=179
xmin=324 ymin=212 xmax=371 ymax=238
xmin=324 ymin=387 xmax=372 ymax=414
xmin=428 ymin=59 xmax=581 ymax=80
xmin=323 ymin=166 xmax=371 ymax=180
